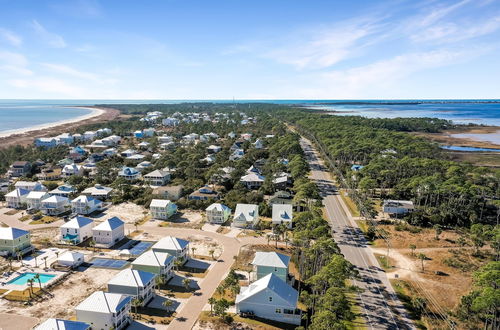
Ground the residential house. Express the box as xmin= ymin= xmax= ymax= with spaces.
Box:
xmin=71 ymin=195 xmax=103 ymax=215
xmin=151 ymin=236 xmax=189 ymax=261
xmin=131 ymin=250 xmax=175 ymax=279
xmin=144 ymin=169 xmax=171 ymax=186
xmin=35 ymin=137 xmax=57 ymax=148
xmin=229 ymin=149 xmax=244 ymax=161
xmin=120 ymin=149 xmax=137 ymax=158
xmin=137 ymin=141 xmax=150 ymax=149
xmin=40 ymin=195 xmax=70 ymax=216
xmin=252 ymin=252 xmax=291 ymax=283
xmin=253 ymin=138 xmax=264 ymax=149
xmin=136 ymin=161 xmax=152 ymax=171
xmin=233 ymin=204 xmax=259 ymax=228
xmin=82 ymin=184 xmax=113 ymax=200
xmin=235 ymin=273 xmax=301 ymax=325
xmin=162 ymin=117 xmax=179 ymax=126
xmin=383 ymin=200 xmax=415 ymax=216
xmin=351 ymin=164 xmax=365 ymax=172
xmin=92 ymin=217 xmax=125 ymax=248
xmin=207 ymin=145 xmax=222 ymax=153
xmin=158 ymin=135 xmax=174 ymax=143
xmin=188 ymin=185 xmax=221 ymax=201
xmin=37 ymin=167 xmax=62 ymax=181
xmin=228 ymin=131 xmax=236 ymax=139
xmin=205 ymin=203 xmax=231 ymax=224
xmin=5 ymin=188 xmax=29 ymax=208
xmin=241 ymin=133 xmax=253 ymax=140
xmin=118 ymin=167 xmax=141 ymax=181
xmin=26 ymin=191 xmax=50 ymax=210
xmin=62 ymin=164 xmax=84 ymax=177
xmin=143 ymin=128 xmax=155 ymax=137
xmin=152 ymin=185 xmax=183 ymax=201
xmin=150 ymin=199 xmax=177 ymax=220
xmin=272 ymin=173 xmax=292 ymax=190
xmin=50 ymin=184 xmax=76 ymax=198
xmin=83 ymin=131 xmax=97 ymax=141
xmin=34 ymin=319 xmax=90 ymax=330
xmin=202 ymin=155 xmax=216 ymax=164
xmin=75 ymin=291 xmax=131 ymax=330
xmin=60 ymin=216 xmax=94 ymax=245
xmin=272 ymin=204 xmax=293 ymax=229
xmin=240 ymin=172 xmax=265 ymax=189
xmin=14 ymin=181 xmax=46 ymax=191
xmin=107 ymin=269 xmax=157 ymax=306
xmin=8 ymin=161 xmax=31 ymax=177
xmin=57 ymin=251 xmax=85 ymax=268
xmin=268 ymin=191 xmax=294 ymax=206
xmin=0 ymin=227 xmax=32 ymax=256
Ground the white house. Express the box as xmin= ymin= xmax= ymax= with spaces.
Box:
xmin=253 ymin=138 xmax=265 ymax=149
xmin=75 ymin=291 xmax=131 ymax=330
xmin=240 ymin=172 xmax=265 ymax=189
xmin=92 ymin=217 xmax=125 ymax=248
xmin=107 ymin=269 xmax=157 ymax=306
xmin=26 ymin=191 xmax=50 ymax=210
xmin=82 ymin=184 xmax=113 ymax=200
xmin=40 ymin=195 xmax=70 ymax=216
xmin=151 ymin=236 xmax=189 ymax=261
xmin=55 ymin=133 xmax=74 ymax=145
xmin=57 ymin=251 xmax=85 ymax=268
xmin=5 ymin=188 xmax=29 ymax=209
xmin=83 ymin=131 xmax=97 ymax=141
xmin=144 ymin=169 xmax=171 ymax=186
xmin=233 ymin=204 xmax=259 ymax=228
xmin=62 ymin=164 xmax=84 ymax=177
xmin=60 ymin=216 xmax=94 ymax=245
xmin=34 ymin=318 xmax=90 ymax=330
xmin=272 ymin=204 xmax=293 ymax=229
xmin=229 ymin=149 xmax=245 ymax=161
xmin=117 ymin=167 xmax=141 ymax=181
xmin=35 ymin=137 xmax=57 ymax=148
xmin=205 ymin=203 xmax=231 ymax=224
xmin=383 ymin=200 xmax=415 ymax=215
xmin=14 ymin=181 xmax=47 ymax=191
xmin=235 ymin=273 xmax=301 ymax=325
xmin=71 ymin=195 xmax=103 ymax=215
xmin=207 ymin=145 xmax=222 ymax=153
xmin=49 ymin=184 xmax=76 ymax=198
xmin=150 ymin=199 xmax=177 ymax=220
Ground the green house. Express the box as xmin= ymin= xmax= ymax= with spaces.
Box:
xmin=251 ymin=251 xmax=290 ymax=283
xmin=0 ymin=227 xmax=32 ymax=256
xmin=131 ymin=250 xmax=175 ymax=280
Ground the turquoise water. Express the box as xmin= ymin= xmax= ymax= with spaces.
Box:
xmin=0 ymin=103 xmax=92 ymax=133
xmin=441 ymin=146 xmax=500 ymax=152
xmin=7 ymin=272 xmax=56 ymax=285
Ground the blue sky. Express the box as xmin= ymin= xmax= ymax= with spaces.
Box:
xmin=0 ymin=0 xmax=499 ymax=99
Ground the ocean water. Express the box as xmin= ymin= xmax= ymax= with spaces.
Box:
xmin=1 ymin=99 xmax=499 ymax=135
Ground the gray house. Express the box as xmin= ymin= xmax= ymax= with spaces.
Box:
xmin=107 ymin=269 xmax=157 ymax=306
xmin=251 ymin=251 xmax=290 ymax=283
xmin=131 ymin=250 xmax=175 ymax=280
xmin=151 ymin=236 xmax=189 ymax=262
xmin=236 ymin=273 xmax=302 ymax=325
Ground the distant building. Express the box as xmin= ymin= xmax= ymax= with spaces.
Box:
xmin=71 ymin=195 xmax=103 ymax=215
xmin=60 ymin=216 xmax=94 ymax=245
xmin=152 ymin=185 xmax=183 ymax=201
xmin=240 ymin=172 xmax=265 ymax=190
xmin=5 ymin=188 xmax=30 ymax=209
xmin=0 ymin=227 xmax=32 ymax=256
xmin=383 ymin=200 xmax=415 ymax=216
xmin=57 ymin=251 xmax=85 ymax=268
xmin=62 ymin=164 xmax=84 ymax=177
xmin=107 ymin=269 xmax=157 ymax=306
xmin=188 ymin=185 xmax=221 ymax=201
xmin=26 ymin=191 xmax=50 ymax=210
xmin=34 ymin=318 xmax=90 ymax=330
xmin=34 ymin=137 xmax=57 ymax=148
xmin=40 ymin=195 xmax=70 ymax=216
xmin=49 ymin=184 xmax=76 ymax=198
xmin=272 ymin=204 xmax=293 ymax=229
xmin=144 ymin=169 xmax=171 ymax=186
xmin=118 ymin=167 xmax=141 ymax=181
xmin=131 ymin=250 xmax=175 ymax=279
xmin=252 ymin=251 xmax=291 ymax=283
xmin=151 ymin=236 xmax=189 ymax=261
xmin=8 ymin=161 xmax=31 ymax=177
xmin=268 ymin=191 xmax=294 ymax=206
xmin=82 ymin=184 xmax=113 ymax=200
xmin=14 ymin=181 xmax=46 ymax=192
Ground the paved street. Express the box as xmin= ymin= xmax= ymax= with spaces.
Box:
xmin=300 ymin=137 xmax=415 ymax=330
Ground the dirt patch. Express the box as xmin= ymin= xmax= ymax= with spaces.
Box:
xmin=102 ymin=202 xmax=147 ymax=224
xmin=373 ymin=224 xmax=461 ymax=250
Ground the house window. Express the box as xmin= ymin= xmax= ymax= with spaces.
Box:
xmin=275 ymin=308 xmax=282 ymax=313
xmin=274 ymin=267 xmax=277 ymax=272
xmin=269 ymin=297 xmax=272 ymax=302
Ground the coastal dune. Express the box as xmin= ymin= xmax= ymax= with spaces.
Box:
xmin=0 ymin=106 xmax=120 ymax=149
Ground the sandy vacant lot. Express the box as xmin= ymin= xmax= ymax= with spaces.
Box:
xmin=0 ymin=267 xmax=120 ymax=321
xmin=100 ymin=202 xmax=147 ymax=224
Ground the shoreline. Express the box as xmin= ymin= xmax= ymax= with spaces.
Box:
xmin=413 ymin=125 xmax=500 ymax=150
xmin=0 ymin=107 xmax=104 ymax=139
xmin=0 ymin=106 xmax=120 ymax=149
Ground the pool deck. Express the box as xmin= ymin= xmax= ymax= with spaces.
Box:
xmin=0 ymin=269 xmax=64 ymax=291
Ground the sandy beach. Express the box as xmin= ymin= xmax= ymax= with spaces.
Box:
xmin=0 ymin=106 xmax=120 ymax=149
xmin=413 ymin=125 xmax=500 ymax=150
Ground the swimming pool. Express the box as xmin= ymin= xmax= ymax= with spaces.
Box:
xmin=7 ymin=272 xmax=56 ymax=285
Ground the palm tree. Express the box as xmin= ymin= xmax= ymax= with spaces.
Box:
xmin=418 ymin=253 xmax=426 ymax=272
xmin=208 ymin=297 xmax=216 ymax=315
xmin=409 ymin=244 xmax=416 ymax=257
xmin=162 ymin=298 xmax=174 ymax=315
xmin=174 ymin=259 xmax=183 ymax=271
xmin=34 ymin=273 xmax=42 ymax=290
xmin=131 ymin=297 xmax=142 ymax=316
xmin=7 ymin=256 xmax=12 ymax=271
xmin=182 ymin=278 xmax=191 ymax=291
xmin=27 ymin=279 xmax=34 ymax=298
xmin=209 ymin=249 xmax=215 ymax=260
xmin=191 ymin=247 xmax=196 ymax=258
xmin=42 ymin=256 xmax=48 ymax=269
xmin=155 ymin=275 xmax=165 ymax=291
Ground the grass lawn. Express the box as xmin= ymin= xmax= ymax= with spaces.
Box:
xmin=29 ymin=216 xmax=58 ymax=225
xmin=198 ymin=311 xmax=292 ymax=330
xmin=4 ymin=209 xmax=21 ymax=215
xmin=345 ymin=291 xmax=367 ymax=330
xmin=339 ymin=190 xmax=360 ymax=217
xmin=374 ymin=253 xmax=393 ymax=270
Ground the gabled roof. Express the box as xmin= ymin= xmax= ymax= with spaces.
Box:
xmin=71 ymin=195 xmax=102 ymax=205
xmin=272 ymin=204 xmax=293 ymax=223
xmin=132 ymin=250 xmax=174 ymax=267
xmin=14 ymin=181 xmax=42 ymax=188
xmin=234 ymin=204 xmax=258 ymax=221
xmin=0 ymin=227 xmax=29 ymax=240
xmin=57 ymin=251 xmax=84 ymax=263
xmin=5 ymin=188 xmax=30 ymax=198
xmin=75 ymin=291 xmax=131 ymax=314
xmin=252 ymin=251 xmax=290 ymax=268
xmin=144 ymin=169 xmax=170 ymax=178
xmin=206 ymin=203 xmax=230 ymax=212
xmin=108 ymin=269 xmax=156 ymax=288
xmin=240 ymin=172 xmax=265 ymax=182
xmin=35 ymin=318 xmax=90 ymax=330
xmin=150 ymin=199 xmax=173 ymax=208
xmin=119 ymin=167 xmax=139 ymax=175
xmin=235 ymin=273 xmax=298 ymax=307
xmin=61 ymin=216 xmax=94 ymax=229
xmin=93 ymin=217 xmax=124 ymax=231
xmin=41 ymin=195 xmax=69 ymax=204
xmin=152 ymin=236 xmax=189 ymax=251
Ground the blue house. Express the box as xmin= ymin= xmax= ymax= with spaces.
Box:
xmin=118 ymin=167 xmax=141 ymax=181
xmin=351 ymin=164 xmax=364 ymax=172
xmin=134 ymin=130 xmax=144 ymax=138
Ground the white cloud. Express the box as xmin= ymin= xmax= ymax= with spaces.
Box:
xmin=31 ymin=20 xmax=67 ymax=48
xmin=41 ymin=63 xmax=99 ymax=81
xmin=8 ymin=77 xmax=85 ymax=97
xmin=0 ymin=50 xmax=32 ymax=75
xmin=0 ymin=28 xmax=22 ymax=46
